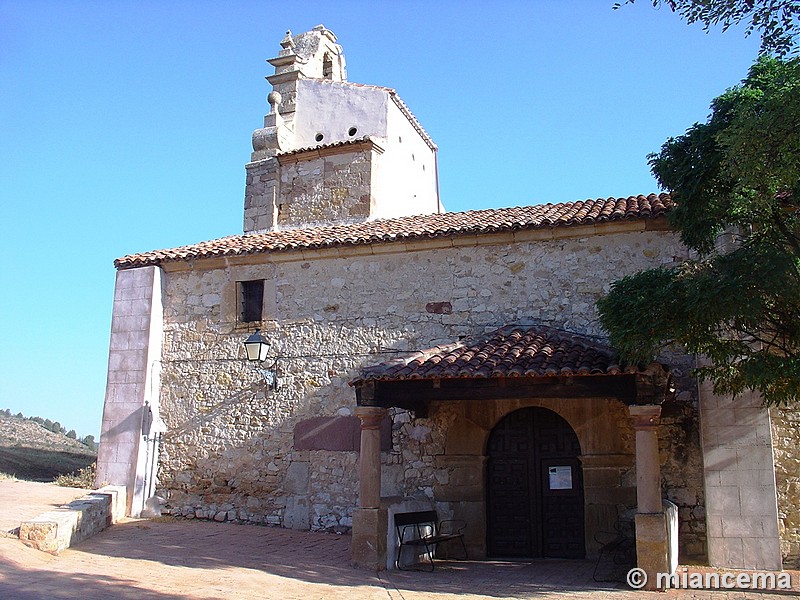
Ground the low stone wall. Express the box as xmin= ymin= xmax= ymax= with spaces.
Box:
xmin=18 ymin=485 xmax=126 ymax=554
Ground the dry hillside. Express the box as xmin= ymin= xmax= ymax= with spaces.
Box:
xmin=0 ymin=416 xmax=96 ymax=482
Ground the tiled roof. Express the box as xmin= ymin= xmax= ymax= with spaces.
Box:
xmin=276 ymin=136 xmax=381 ymax=160
xmin=115 ymin=193 xmax=672 ymax=269
xmin=349 ymin=325 xmax=640 ymax=386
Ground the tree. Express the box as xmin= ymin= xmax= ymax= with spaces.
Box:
xmin=66 ymin=430 xmax=77 ymax=439
xmin=598 ymin=56 xmax=800 ymax=405
xmin=615 ymin=0 xmax=800 ymax=56
xmin=82 ymin=435 xmax=97 ymax=451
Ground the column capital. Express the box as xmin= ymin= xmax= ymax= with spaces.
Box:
xmin=355 ymin=406 xmax=387 ymax=430
xmin=629 ymin=404 xmax=662 ymax=431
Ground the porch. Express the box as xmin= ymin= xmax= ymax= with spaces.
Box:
xmin=349 ymin=326 xmax=676 ymax=590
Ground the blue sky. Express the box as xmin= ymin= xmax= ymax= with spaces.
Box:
xmin=0 ymin=1 xmax=760 ymax=439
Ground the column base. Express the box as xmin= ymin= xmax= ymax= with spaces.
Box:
xmin=635 ymin=512 xmax=671 ymax=590
xmin=351 ymin=507 xmax=388 ymax=571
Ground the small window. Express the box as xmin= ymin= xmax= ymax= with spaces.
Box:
xmin=240 ymin=280 xmax=264 ymax=322
xmin=322 ymin=53 xmax=333 ymax=79
xmin=315 ymin=132 xmax=324 ymax=142
xmin=348 ymin=126 xmax=358 ymax=137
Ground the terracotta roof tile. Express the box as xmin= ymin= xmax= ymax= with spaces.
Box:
xmin=114 ymin=193 xmax=672 ymax=269
xmin=349 ymin=325 xmax=640 ymax=386
xmin=276 ymin=136 xmax=380 ymax=159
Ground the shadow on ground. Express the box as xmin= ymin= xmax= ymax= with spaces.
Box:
xmin=0 ymin=555 xmax=202 ymax=600
xmin=57 ymin=519 xmax=615 ymax=598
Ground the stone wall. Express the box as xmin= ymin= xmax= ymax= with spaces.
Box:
xmin=276 ymin=144 xmax=374 ymax=228
xmin=771 ymin=406 xmax=800 ymax=567
xmin=243 ymin=158 xmax=277 ymax=232
xmin=658 ymin=368 xmax=707 ymax=562
xmin=154 ymin=227 xmax=705 ymax=558
xmin=19 ymin=485 xmax=126 ymax=554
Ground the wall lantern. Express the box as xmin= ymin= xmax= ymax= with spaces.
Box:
xmin=243 ymin=329 xmax=278 ymax=390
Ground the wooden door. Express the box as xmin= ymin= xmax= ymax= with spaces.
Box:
xmin=487 ymin=407 xmax=585 ymax=558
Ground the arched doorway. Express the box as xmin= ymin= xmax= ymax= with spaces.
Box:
xmin=486 ymin=407 xmax=585 ymax=558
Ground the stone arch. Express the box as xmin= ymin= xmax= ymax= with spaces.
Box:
xmin=436 ymin=397 xmax=636 ymax=559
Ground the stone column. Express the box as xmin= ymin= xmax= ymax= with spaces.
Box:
xmin=356 ymin=407 xmax=384 ymax=508
xmin=352 ymin=406 xmax=388 ymax=570
xmin=629 ymin=405 xmax=670 ymax=590
xmin=630 ymin=405 xmax=662 ymax=513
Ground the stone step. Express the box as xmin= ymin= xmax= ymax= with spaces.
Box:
xmin=18 ymin=485 xmax=126 ymax=554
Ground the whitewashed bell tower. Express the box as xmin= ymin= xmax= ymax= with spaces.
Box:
xmin=244 ymin=25 xmax=441 ymax=233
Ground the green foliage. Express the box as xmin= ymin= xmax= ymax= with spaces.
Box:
xmin=54 ymin=462 xmax=97 ymax=489
xmin=81 ymin=435 xmax=97 ymax=451
xmin=614 ymin=0 xmax=800 ymax=55
xmin=598 ymin=56 xmax=800 ymax=405
xmin=66 ymin=430 xmax=77 ymax=439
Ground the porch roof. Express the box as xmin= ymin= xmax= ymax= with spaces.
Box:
xmin=350 ymin=326 xmax=642 ymax=386
xmin=350 ymin=326 xmax=670 ymax=410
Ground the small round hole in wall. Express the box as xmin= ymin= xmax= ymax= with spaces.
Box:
xmin=315 ymin=133 xmax=324 ymax=142
xmin=348 ymin=127 xmax=358 ymax=137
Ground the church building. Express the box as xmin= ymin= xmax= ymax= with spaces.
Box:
xmin=96 ymin=25 xmax=798 ymax=579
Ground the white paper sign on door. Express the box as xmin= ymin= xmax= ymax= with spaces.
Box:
xmin=548 ymin=466 xmax=573 ymax=490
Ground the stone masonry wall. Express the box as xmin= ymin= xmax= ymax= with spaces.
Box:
xmin=658 ymin=367 xmax=707 ymax=561
xmin=244 ymin=158 xmax=278 ymax=233
xmin=771 ymin=407 xmax=800 ymax=567
xmin=277 ymin=147 xmax=372 ymax=228
xmin=155 ymin=228 xmax=705 ymax=556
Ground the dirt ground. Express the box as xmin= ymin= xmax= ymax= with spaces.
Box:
xmin=0 ymin=479 xmax=88 ymax=533
xmin=0 ymin=480 xmax=797 ymax=600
